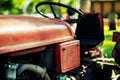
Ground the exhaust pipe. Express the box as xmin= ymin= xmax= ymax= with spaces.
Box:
xmin=17 ymin=64 xmax=50 ymax=80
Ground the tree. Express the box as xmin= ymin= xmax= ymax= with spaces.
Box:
xmin=0 ymin=0 xmax=12 ymax=14
xmin=80 ymin=0 xmax=91 ymax=12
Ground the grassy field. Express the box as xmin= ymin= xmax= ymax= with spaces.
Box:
xmin=101 ymin=26 xmax=120 ymax=58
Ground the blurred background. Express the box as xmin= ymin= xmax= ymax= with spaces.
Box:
xmin=0 ymin=0 xmax=120 ymax=58
xmin=0 ymin=0 xmax=120 ymax=17
xmin=0 ymin=0 xmax=120 ymax=26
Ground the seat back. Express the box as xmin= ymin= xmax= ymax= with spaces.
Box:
xmin=75 ymin=13 xmax=104 ymax=51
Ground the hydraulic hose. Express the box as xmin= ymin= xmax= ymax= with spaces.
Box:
xmin=17 ymin=64 xmax=50 ymax=80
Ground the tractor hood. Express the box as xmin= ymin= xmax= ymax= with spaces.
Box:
xmin=0 ymin=16 xmax=74 ymax=55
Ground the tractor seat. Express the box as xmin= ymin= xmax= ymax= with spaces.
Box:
xmin=75 ymin=13 xmax=104 ymax=52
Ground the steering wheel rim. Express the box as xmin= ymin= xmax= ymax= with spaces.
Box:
xmin=35 ymin=2 xmax=83 ymax=19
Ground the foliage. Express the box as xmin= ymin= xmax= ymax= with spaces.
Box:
xmin=0 ymin=0 xmax=77 ymax=15
xmin=0 ymin=0 xmax=12 ymax=14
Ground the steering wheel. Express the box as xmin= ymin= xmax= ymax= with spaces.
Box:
xmin=35 ymin=2 xmax=83 ymax=23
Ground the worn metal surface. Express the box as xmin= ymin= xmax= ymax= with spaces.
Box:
xmin=55 ymin=40 xmax=80 ymax=73
xmin=0 ymin=16 xmax=74 ymax=55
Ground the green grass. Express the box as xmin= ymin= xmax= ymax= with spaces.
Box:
xmin=101 ymin=26 xmax=120 ymax=58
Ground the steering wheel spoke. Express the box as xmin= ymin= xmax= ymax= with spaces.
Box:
xmin=49 ymin=5 xmax=57 ymax=18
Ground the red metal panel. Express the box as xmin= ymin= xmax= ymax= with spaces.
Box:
xmin=0 ymin=16 xmax=74 ymax=55
xmin=112 ymin=32 xmax=120 ymax=42
xmin=55 ymin=40 xmax=80 ymax=73
xmin=6 ymin=46 xmax=45 ymax=57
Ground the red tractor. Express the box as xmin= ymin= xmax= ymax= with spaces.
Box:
xmin=0 ymin=2 xmax=120 ymax=80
